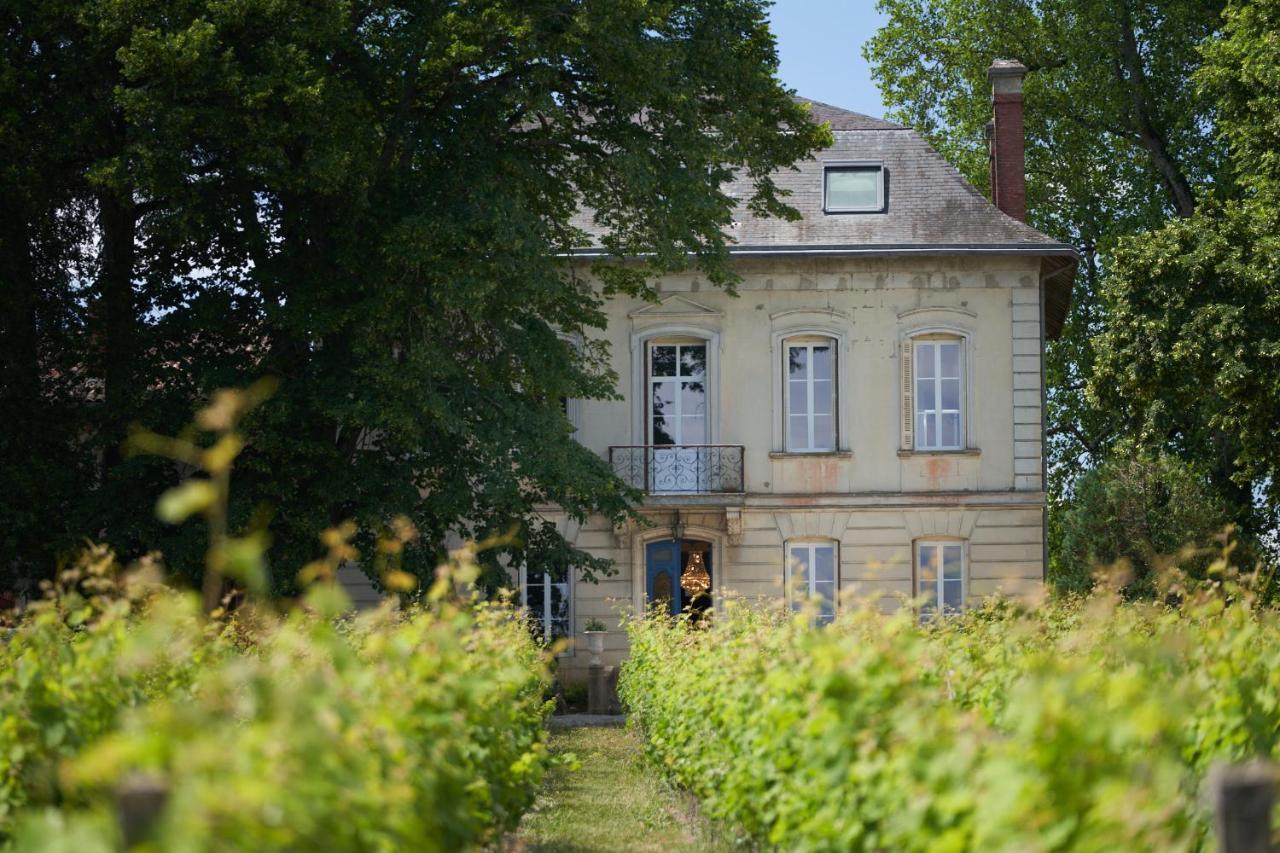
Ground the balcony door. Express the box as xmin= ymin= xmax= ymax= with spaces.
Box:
xmin=648 ymin=341 xmax=708 ymax=492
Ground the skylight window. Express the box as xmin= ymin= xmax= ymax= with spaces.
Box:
xmin=823 ymin=163 xmax=884 ymax=213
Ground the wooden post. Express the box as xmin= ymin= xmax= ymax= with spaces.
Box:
xmin=116 ymin=773 xmax=169 ymax=847
xmin=1209 ymin=761 xmax=1276 ymax=853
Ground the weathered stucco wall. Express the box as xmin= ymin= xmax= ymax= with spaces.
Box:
xmin=572 ymin=254 xmax=1043 ymax=494
xmin=538 ymin=254 xmax=1048 ymax=677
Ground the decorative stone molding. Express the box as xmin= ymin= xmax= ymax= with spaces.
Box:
xmin=771 ymin=510 xmax=853 ymax=542
xmin=612 ymin=518 xmax=635 ymax=549
xmin=725 ymin=509 xmax=743 ymax=545
xmin=628 ymin=295 xmax=723 ymax=321
xmin=902 ymin=509 xmax=980 ymax=541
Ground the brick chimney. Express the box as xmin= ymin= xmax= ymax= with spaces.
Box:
xmin=986 ymin=59 xmax=1028 ymax=222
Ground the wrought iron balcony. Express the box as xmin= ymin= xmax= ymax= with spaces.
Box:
xmin=608 ymin=445 xmax=745 ymax=494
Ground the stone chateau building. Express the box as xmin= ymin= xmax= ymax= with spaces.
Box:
xmin=511 ymin=61 xmax=1076 ymax=677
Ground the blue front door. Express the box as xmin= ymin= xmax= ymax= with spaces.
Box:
xmin=645 ymin=540 xmax=682 ymax=616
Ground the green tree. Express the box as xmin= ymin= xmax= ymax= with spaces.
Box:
xmin=1091 ymin=0 xmax=1280 ymax=541
xmin=864 ymin=0 xmax=1260 ymax=559
xmin=1053 ymin=446 xmax=1234 ymax=596
xmin=1 ymin=1 xmax=829 ymax=592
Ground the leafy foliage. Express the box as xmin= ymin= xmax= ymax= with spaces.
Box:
xmin=0 ymin=381 xmax=554 ymax=848
xmin=0 ymin=0 xmax=829 ymax=593
xmin=1091 ymin=0 xmax=1280 ymax=539
xmin=620 ymin=586 xmax=1280 ymax=850
xmin=0 ymin=558 xmax=553 ymax=851
xmin=1052 ymin=446 xmax=1239 ymax=596
xmin=862 ymin=0 xmax=1280 ymax=565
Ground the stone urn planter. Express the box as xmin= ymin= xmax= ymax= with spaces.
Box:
xmin=582 ymin=620 xmax=607 ymax=667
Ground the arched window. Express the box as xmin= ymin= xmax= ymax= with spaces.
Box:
xmin=785 ymin=540 xmax=838 ymax=625
xmin=783 ymin=336 xmax=837 ymax=452
xmin=914 ymin=539 xmax=965 ymax=619
xmin=903 ymin=333 xmax=967 ymax=451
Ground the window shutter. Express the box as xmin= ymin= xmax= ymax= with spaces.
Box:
xmin=901 ymin=341 xmax=914 ymax=449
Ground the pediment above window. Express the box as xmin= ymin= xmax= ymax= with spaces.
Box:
xmin=896 ymin=305 xmax=977 ymax=322
xmin=627 ymin=295 xmax=723 ymax=321
xmin=768 ymin=307 xmax=851 ymax=324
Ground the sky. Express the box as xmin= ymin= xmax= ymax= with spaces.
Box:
xmin=767 ymin=0 xmax=889 ymax=119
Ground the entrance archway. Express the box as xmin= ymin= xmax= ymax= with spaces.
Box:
xmin=643 ymin=538 xmax=713 ymax=619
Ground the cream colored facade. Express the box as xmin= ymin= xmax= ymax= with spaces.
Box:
xmin=545 ymin=252 xmax=1050 ymax=676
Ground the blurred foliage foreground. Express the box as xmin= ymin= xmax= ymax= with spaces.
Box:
xmin=0 ymin=551 xmax=552 ymax=852
xmin=0 ymin=384 xmax=555 ymax=851
xmin=621 ymin=577 xmax=1280 ymax=851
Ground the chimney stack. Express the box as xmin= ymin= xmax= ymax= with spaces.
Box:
xmin=987 ymin=59 xmax=1028 ymax=222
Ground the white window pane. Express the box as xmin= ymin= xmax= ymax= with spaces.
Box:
xmin=789 ymin=547 xmax=810 ymax=584
xmin=550 ymin=582 xmax=570 ymax=639
xmin=812 ymin=345 xmax=833 ymax=380
xmin=940 ymin=343 xmax=960 ymax=378
xmin=788 ymin=346 xmax=808 ymax=378
xmin=680 ymin=345 xmax=706 ymax=378
xmin=651 ymin=381 xmax=676 ymax=444
xmin=941 ymin=378 xmax=960 ymax=411
xmin=943 ymin=579 xmax=963 ymax=610
xmin=680 ymin=381 xmax=706 ymax=414
xmin=917 ymin=377 xmax=935 ymax=411
xmin=925 ymin=413 xmax=937 ymax=448
xmin=916 ymin=343 xmax=935 ymax=378
xmin=812 ymin=380 xmax=833 ymax=415
xmin=682 ymin=415 xmax=706 ymax=443
xmin=941 ymin=413 xmax=961 ymax=448
xmin=815 ymin=546 xmax=835 ymax=583
xmin=651 ymin=346 xmax=676 ymax=376
xmin=789 ymin=380 xmax=808 ymax=414
xmin=818 ymin=584 xmax=836 ymax=622
xmin=943 ymin=545 xmax=963 ymax=580
xmin=652 ymin=380 xmax=676 ymax=411
xmin=813 ymin=415 xmax=834 ymax=451
xmin=788 ymin=415 xmax=809 ymax=448
xmin=826 ymin=167 xmax=880 ymax=209
xmin=918 ymin=545 xmax=938 ymax=591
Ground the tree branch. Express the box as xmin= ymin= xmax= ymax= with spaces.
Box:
xmin=1113 ymin=2 xmax=1197 ymax=217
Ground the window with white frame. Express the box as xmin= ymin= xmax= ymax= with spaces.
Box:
xmin=912 ymin=337 xmax=964 ymax=450
xmin=915 ymin=540 xmax=965 ymax=618
xmin=786 ymin=541 xmax=838 ymax=625
xmin=521 ymin=568 xmax=571 ymax=644
xmin=785 ymin=337 xmax=836 ymax=452
xmin=824 ymin=163 xmax=885 ymax=213
xmin=648 ymin=341 xmax=708 ymax=446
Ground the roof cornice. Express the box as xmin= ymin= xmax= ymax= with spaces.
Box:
xmin=566 ymin=242 xmax=1079 ymax=260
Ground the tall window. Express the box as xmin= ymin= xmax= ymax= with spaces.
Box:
xmin=786 ymin=541 xmax=838 ymax=625
xmin=916 ymin=541 xmax=964 ymax=618
xmin=648 ymin=342 xmax=707 ymax=446
xmin=913 ymin=338 xmax=963 ymax=450
xmin=785 ymin=338 xmax=836 ymax=452
xmin=522 ymin=569 xmax=570 ymax=644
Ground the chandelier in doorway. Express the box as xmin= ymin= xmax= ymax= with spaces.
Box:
xmin=680 ymin=550 xmax=711 ymax=597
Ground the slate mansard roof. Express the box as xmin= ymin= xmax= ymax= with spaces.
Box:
xmin=573 ymin=97 xmax=1077 ymax=337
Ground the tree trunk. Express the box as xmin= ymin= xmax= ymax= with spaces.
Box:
xmin=97 ymin=189 xmax=138 ymax=471
xmin=0 ymin=204 xmax=40 ymax=410
xmin=1114 ymin=3 xmax=1198 ymax=218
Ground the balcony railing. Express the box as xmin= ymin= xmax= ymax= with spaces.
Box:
xmin=609 ymin=445 xmax=745 ymax=494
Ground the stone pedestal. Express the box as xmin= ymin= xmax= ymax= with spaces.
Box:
xmin=587 ymin=663 xmax=607 ymax=714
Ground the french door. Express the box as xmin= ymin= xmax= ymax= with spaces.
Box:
xmin=648 ymin=342 xmax=708 ymax=492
